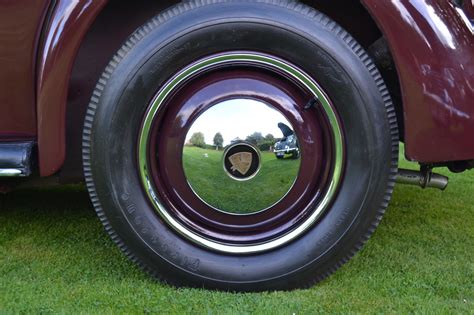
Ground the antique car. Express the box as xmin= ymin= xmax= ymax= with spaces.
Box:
xmin=273 ymin=122 xmax=300 ymax=159
xmin=0 ymin=0 xmax=472 ymax=291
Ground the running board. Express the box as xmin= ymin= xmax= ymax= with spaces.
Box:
xmin=0 ymin=141 xmax=34 ymax=177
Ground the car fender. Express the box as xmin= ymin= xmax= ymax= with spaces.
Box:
xmin=36 ymin=0 xmax=474 ymax=176
xmin=37 ymin=0 xmax=107 ymax=176
xmin=362 ymin=0 xmax=474 ymax=162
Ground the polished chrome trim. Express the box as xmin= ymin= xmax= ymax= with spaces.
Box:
xmin=396 ymin=168 xmax=448 ymax=190
xmin=138 ymin=52 xmax=344 ymax=254
xmin=0 ymin=169 xmax=23 ymax=176
xmin=273 ymin=148 xmax=299 ymax=153
xmin=455 ymin=6 xmax=474 ymax=34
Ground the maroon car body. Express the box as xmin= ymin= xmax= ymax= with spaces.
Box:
xmin=0 ymin=0 xmax=472 ymax=290
xmin=0 ymin=0 xmax=472 ymax=178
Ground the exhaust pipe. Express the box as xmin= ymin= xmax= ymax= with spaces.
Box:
xmin=396 ymin=168 xmax=448 ymax=190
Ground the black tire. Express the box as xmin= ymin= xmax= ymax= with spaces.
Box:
xmin=291 ymin=151 xmax=300 ymax=159
xmin=83 ymin=0 xmax=398 ymax=291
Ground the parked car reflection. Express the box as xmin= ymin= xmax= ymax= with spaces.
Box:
xmin=273 ymin=122 xmax=300 ymax=159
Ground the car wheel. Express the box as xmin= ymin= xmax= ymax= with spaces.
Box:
xmin=83 ymin=0 xmax=398 ymax=291
xmin=291 ymin=151 xmax=300 ymax=159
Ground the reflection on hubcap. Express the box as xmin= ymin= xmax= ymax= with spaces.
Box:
xmin=183 ymin=99 xmax=300 ymax=214
xmin=138 ymin=52 xmax=344 ymax=254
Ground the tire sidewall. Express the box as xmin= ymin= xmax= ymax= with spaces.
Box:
xmin=88 ymin=2 xmax=393 ymax=290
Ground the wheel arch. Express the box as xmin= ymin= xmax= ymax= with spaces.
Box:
xmin=36 ymin=0 xmax=182 ymax=178
xmin=37 ymin=0 xmax=108 ymax=176
xmin=362 ymin=0 xmax=474 ymax=162
xmin=39 ymin=0 xmax=404 ymax=179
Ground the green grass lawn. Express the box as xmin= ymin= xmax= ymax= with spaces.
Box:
xmin=183 ymin=146 xmax=299 ymax=213
xmin=0 ymin=146 xmax=473 ymax=313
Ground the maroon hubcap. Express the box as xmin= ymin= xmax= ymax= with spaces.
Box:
xmin=140 ymin=52 xmax=344 ymax=251
xmin=138 ymin=52 xmax=343 ymax=253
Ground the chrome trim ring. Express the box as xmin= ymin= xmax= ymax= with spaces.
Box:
xmin=0 ymin=169 xmax=23 ymax=176
xmin=138 ymin=52 xmax=344 ymax=254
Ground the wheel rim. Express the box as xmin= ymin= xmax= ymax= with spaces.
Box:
xmin=138 ymin=52 xmax=344 ymax=254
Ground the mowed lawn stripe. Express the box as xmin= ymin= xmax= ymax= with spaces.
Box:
xmin=0 ymin=145 xmax=472 ymax=313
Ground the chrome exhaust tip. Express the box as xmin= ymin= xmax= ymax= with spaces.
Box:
xmin=396 ymin=168 xmax=448 ymax=190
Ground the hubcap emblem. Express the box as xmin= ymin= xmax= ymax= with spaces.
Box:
xmin=228 ymin=152 xmax=252 ymax=175
xmin=223 ymin=142 xmax=260 ymax=181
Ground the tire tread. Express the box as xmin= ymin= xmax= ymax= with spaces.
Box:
xmin=82 ymin=0 xmax=399 ymax=290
